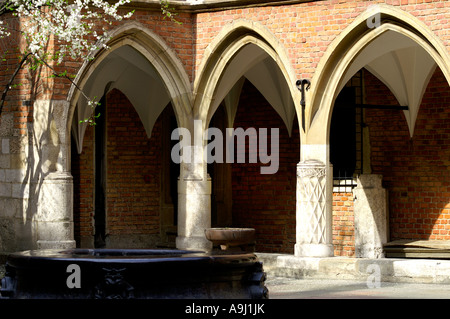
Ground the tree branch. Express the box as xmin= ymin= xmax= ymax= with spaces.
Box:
xmin=37 ymin=55 xmax=96 ymax=105
xmin=0 ymin=52 xmax=31 ymax=117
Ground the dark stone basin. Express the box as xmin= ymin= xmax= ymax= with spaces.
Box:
xmin=0 ymin=249 xmax=268 ymax=299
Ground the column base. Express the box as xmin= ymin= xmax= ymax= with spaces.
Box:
xmin=295 ymin=243 xmax=334 ymax=257
xmin=176 ymin=236 xmax=212 ymax=252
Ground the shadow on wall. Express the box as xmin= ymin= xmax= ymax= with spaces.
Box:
xmin=0 ymin=58 xmax=74 ymax=256
xmin=365 ymin=68 xmax=450 ymax=242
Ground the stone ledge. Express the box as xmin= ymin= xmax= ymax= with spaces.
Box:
xmin=256 ymin=253 xmax=450 ymax=284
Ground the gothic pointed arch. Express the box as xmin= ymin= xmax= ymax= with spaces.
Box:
xmin=306 ymin=4 xmax=450 ymax=158
xmin=67 ymin=22 xmax=192 ymax=153
xmin=194 ymin=19 xmax=301 ymax=135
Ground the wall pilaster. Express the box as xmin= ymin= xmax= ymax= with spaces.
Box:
xmin=353 ymin=174 xmax=388 ymax=258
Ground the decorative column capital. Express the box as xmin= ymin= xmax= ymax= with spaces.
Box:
xmin=297 ymin=160 xmax=327 ymax=179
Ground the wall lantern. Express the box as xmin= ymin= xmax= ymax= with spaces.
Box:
xmin=296 ymin=79 xmax=311 ymax=132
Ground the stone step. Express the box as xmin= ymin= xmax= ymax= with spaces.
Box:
xmin=384 ymin=240 xmax=450 ymax=259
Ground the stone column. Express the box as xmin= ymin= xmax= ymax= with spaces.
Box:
xmin=295 ymin=160 xmax=334 ymax=257
xmin=353 ymin=174 xmax=388 ymax=258
xmin=175 ymin=119 xmax=212 ymax=251
xmin=36 ymin=171 xmax=76 ymax=249
xmin=176 ymin=176 xmax=212 ymax=251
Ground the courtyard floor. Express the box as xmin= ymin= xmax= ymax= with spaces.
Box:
xmin=266 ymin=276 xmax=450 ymax=299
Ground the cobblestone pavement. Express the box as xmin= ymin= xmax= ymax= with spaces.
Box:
xmin=266 ymin=276 xmax=450 ymax=299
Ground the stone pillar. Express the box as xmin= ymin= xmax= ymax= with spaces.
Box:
xmin=353 ymin=174 xmax=388 ymax=258
xmin=176 ymin=176 xmax=212 ymax=251
xmin=175 ymin=119 xmax=212 ymax=251
xmin=36 ymin=171 xmax=76 ymax=249
xmin=295 ymin=160 xmax=334 ymax=257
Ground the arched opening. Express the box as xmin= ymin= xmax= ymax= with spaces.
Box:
xmin=309 ymin=5 xmax=450 ymax=257
xmin=69 ymin=33 xmax=189 ymax=248
xmin=197 ymin=23 xmax=300 ymax=253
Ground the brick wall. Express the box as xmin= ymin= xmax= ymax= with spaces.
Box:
xmin=332 ymin=192 xmax=355 ymax=257
xmin=72 ymin=120 xmax=94 ymax=246
xmin=193 ymin=0 xmax=450 ymax=82
xmin=230 ymin=80 xmax=299 ymax=254
xmin=105 ymin=89 xmax=162 ymax=239
xmin=72 ymin=89 xmax=166 ymax=247
xmin=365 ymin=67 xmax=450 ymax=241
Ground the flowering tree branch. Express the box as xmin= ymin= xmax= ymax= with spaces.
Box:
xmin=0 ymin=0 xmax=134 ymax=118
xmin=0 ymin=0 xmax=182 ymax=121
xmin=0 ymin=0 xmax=134 ymax=63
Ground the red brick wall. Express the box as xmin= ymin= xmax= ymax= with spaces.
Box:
xmin=105 ymin=89 xmax=162 ymax=238
xmin=72 ymin=89 xmax=165 ymax=247
xmin=194 ymin=0 xmax=450 ymax=82
xmin=231 ymin=80 xmax=298 ymax=254
xmin=332 ymin=192 xmax=355 ymax=257
xmin=0 ymin=15 xmax=37 ymax=137
xmin=365 ymin=67 xmax=450 ymax=241
xmin=72 ymin=124 xmax=95 ymax=245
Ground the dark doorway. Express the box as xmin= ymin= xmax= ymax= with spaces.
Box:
xmin=94 ymin=95 xmax=107 ymax=248
xmin=330 ymin=87 xmax=357 ymax=179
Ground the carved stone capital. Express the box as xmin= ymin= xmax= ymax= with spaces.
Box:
xmin=297 ymin=160 xmax=327 ymax=179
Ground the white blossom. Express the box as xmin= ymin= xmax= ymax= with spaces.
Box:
xmin=0 ymin=0 xmax=134 ymax=63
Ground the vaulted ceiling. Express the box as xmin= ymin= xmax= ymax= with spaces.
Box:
xmin=72 ymin=45 xmax=171 ymax=153
xmin=210 ymin=43 xmax=296 ymax=136
xmin=338 ymin=30 xmax=437 ymax=136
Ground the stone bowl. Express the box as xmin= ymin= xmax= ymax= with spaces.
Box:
xmin=205 ymin=228 xmax=256 ymax=251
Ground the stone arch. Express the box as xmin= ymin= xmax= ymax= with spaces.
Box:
xmin=66 ymin=21 xmax=192 ymax=157
xmin=191 ymin=19 xmax=301 ymax=252
xmin=305 ymin=4 xmax=450 ymax=162
xmin=194 ymin=19 xmax=301 ymax=134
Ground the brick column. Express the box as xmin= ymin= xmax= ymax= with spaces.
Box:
xmin=295 ymin=160 xmax=334 ymax=257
